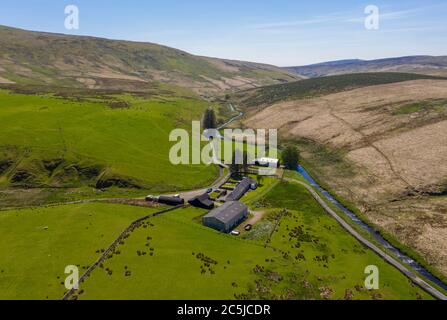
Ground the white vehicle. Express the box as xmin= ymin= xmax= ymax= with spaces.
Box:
xmin=230 ymin=230 xmax=241 ymax=236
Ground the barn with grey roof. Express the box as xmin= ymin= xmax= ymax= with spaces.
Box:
xmin=202 ymin=201 xmax=248 ymax=233
xmin=225 ymin=177 xmax=257 ymax=202
xmin=188 ymin=193 xmax=214 ymax=209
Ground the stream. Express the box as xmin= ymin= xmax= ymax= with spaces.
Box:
xmin=218 ymin=104 xmax=447 ymax=292
xmin=297 ymin=165 xmax=447 ymax=292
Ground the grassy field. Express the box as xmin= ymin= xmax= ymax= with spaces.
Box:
xmin=234 ymin=72 xmax=445 ymax=108
xmin=240 ymin=175 xmax=279 ymax=205
xmin=0 ymin=202 xmax=161 ymax=299
xmin=393 ymin=98 xmax=447 ymax=115
xmin=0 ymin=181 xmax=431 ymax=300
xmin=0 ymin=89 xmax=219 ymax=206
xmin=284 ymin=168 xmax=447 ymax=293
xmin=73 ymin=182 xmax=430 ymax=300
xmin=242 ymin=182 xmax=432 ymax=300
xmin=78 ymin=206 xmax=272 ymax=300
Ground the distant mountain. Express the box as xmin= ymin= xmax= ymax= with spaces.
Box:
xmin=286 ymin=56 xmax=447 ymax=78
xmin=305 ymin=59 xmax=364 ymax=67
xmin=0 ymin=25 xmax=301 ymax=95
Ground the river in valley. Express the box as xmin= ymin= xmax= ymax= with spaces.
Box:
xmin=297 ymin=165 xmax=447 ymax=292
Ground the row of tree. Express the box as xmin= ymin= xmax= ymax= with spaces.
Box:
xmin=202 ymin=107 xmax=217 ymax=129
xmin=282 ymin=145 xmax=300 ymax=170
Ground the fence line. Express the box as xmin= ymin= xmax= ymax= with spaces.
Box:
xmin=62 ymin=205 xmax=185 ymax=300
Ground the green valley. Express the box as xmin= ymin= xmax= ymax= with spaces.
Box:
xmin=1 ymin=17 xmax=447 ymax=303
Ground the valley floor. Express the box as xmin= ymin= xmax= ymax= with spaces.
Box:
xmin=0 ymin=178 xmax=433 ymax=300
xmin=0 ymin=80 xmax=445 ymax=300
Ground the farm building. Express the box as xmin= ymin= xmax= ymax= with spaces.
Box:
xmin=202 ymin=201 xmax=248 ymax=233
xmin=188 ymin=193 xmax=215 ymax=209
xmin=157 ymin=196 xmax=185 ymax=206
xmin=225 ymin=177 xmax=257 ymax=202
xmin=254 ymin=157 xmax=280 ymax=168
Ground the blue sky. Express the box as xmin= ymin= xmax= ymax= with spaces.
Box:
xmin=1 ymin=0 xmax=446 ymax=66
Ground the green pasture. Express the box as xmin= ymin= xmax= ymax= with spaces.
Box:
xmin=0 ymin=90 xmax=218 ymax=196
xmin=0 ymin=202 xmax=160 ymax=299
xmin=75 ymin=183 xmax=431 ymax=300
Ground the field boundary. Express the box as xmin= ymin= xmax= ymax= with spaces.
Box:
xmin=264 ymin=209 xmax=286 ymax=248
xmin=0 ymin=197 xmax=159 ymax=213
xmin=61 ymin=204 xmax=185 ymax=300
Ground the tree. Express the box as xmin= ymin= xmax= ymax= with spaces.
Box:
xmin=202 ymin=107 xmax=217 ymax=129
xmin=230 ymin=149 xmax=249 ymax=174
xmin=256 ymin=174 xmax=264 ymax=187
xmin=282 ymin=145 xmax=300 ymax=170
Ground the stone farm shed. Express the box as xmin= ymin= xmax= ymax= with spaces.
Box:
xmin=202 ymin=201 xmax=248 ymax=233
xmin=188 ymin=193 xmax=215 ymax=209
xmin=226 ymin=177 xmax=257 ymax=202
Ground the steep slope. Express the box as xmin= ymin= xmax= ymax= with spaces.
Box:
xmin=0 ymin=25 xmax=300 ymax=95
xmin=0 ymin=89 xmax=218 ymax=207
xmin=287 ymin=56 xmax=447 ymax=78
xmin=243 ymin=79 xmax=447 ymax=277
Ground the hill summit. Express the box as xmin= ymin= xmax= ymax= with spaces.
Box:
xmin=0 ymin=25 xmax=300 ymax=95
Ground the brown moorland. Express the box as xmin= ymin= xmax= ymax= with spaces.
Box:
xmin=244 ymin=79 xmax=447 ymax=275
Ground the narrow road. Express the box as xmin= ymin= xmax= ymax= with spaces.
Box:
xmin=284 ymin=177 xmax=447 ymax=300
xmin=167 ymin=104 xmax=243 ymax=200
xmin=239 ymin=210 xmax=267 ymax=230
xmin=217 ymin=104 xmax=244 ymax=130
xmin=175 ymin=170 xmax=231 ymax=201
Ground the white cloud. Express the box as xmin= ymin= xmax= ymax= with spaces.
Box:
xmin=348 ymin=3 xmax=447 ymax=23
xmin=248 ymin=12 xmax=348 ymax=30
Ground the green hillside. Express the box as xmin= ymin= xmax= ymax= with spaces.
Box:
xmin=0 ymin=87 xmax=217 ymax=206
xmin=0 ymin=25 xmax=300 ymax=95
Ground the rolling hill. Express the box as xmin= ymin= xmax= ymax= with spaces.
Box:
xmin=1 ymin=23 xmax=446 ymax=300
xmin=0 ymin=25 xmax=300 ymax=96
xmin=232 ymin=72 xmax=445 ymax=109
xmin=243 ymin=77 xmax=447 ymax=278
xmin=0 ymin=88 xmax=219 ymax=207
xmin=286 ymin=56 xmax=447 ymax=78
